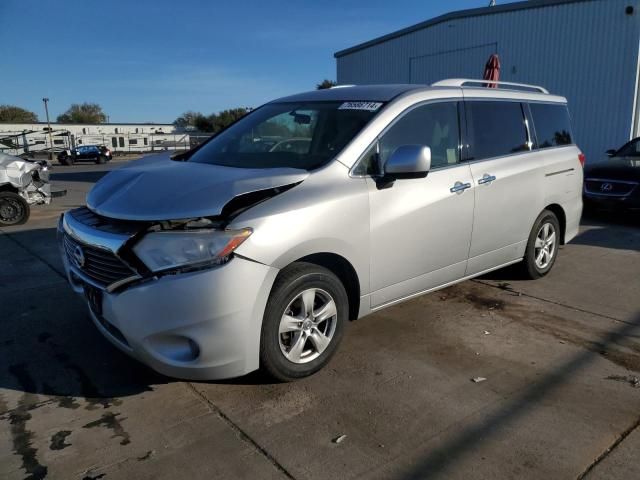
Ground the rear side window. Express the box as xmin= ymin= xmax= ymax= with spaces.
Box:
xmin=466 ymin=101 xmax=529 ymax=160
xmin=530 ymin=103 xmax=573 ymax=148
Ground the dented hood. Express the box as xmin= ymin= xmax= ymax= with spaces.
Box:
xmin=87 ymin=153 xmax=308 ymax=221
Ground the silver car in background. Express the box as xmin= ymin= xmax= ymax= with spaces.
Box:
xmin=59 ymin=80 xmax=583 ymax=381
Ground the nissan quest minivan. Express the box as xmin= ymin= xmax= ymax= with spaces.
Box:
xmin=59 ymin=79 xmax=583 ymax=381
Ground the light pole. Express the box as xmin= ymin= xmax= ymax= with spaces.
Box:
xmin=42 ymin=97 xmax=54 ymax=160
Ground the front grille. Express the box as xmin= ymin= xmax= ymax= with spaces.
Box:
xmin=585 ymin=179 xmax=637 ymax=197
xmin=69 ymin=207 xmax=144 ymax=235
xmin=63 ymin=233 xmax=136 ymax=288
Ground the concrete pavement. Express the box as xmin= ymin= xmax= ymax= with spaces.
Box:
xmin=0 ymin=161 xmax=638 ymax=479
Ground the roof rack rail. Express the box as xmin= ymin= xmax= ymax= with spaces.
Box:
xmin=432 ymin=78 xmax=549 ymax=94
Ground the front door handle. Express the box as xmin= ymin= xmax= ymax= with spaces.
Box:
xmin=478 ymin=174 xmax=497 ymax=185
xmin=450 ymin=181 xmax=472 ymax=194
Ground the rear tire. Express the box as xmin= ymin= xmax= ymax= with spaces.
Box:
xmin=520 ymin=210 xmax=560 ymax=279
xmin=0 ymin=192 xmax=30 ymax=226
xmin=260 ymin=262 xmax=348 ymax=382
xmin=96 ymin=155 xmax=107 ymax=164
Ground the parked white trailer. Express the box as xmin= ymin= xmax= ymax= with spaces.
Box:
xmin=0 ymin=122 xmax=189 ymax=156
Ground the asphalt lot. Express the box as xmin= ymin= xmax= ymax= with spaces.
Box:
xmin=1 ymin=159 xmax=639 ymax=480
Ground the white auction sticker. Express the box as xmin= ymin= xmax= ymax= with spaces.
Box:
xmin=338 ymin=101 xmax=383 ymax=111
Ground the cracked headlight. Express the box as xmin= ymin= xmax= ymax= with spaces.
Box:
xmin=133 ymin=228 xmax=252 ymax=272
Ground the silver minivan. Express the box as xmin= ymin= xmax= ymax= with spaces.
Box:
xmin=59 ymin=79 xmax=583 ymax=381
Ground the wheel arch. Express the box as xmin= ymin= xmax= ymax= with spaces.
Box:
xmin=0 ymin=183 xmax=19 ymax=194
xmin=543 ymin=203 xmax=567 ymax=244
xmin=292 ymin=252 xmax=361 ymax=321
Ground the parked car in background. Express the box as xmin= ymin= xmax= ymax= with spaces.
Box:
xmin=58 ymin=80 xmax=583 ymax=381
xmin=0 ymin=152 xmax=52 ymax=225
xmin=583 ymin=138 xmax=640 ymax=210
xmin=58 ymin=145 xmax=112 ymax=165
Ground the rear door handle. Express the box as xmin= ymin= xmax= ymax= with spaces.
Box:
xmin=450 ymin=181 xmax=472 ymax=194
xmin=478 ymin=174 xmax=497 ymax=185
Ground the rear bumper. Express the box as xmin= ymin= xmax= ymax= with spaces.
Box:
xmin=583 ymin=192 xmax=640 ymax=209
xmin=561 ymin=195 xmax=582 ymax=245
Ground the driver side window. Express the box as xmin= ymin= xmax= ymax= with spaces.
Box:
xmin=379 ymin=102 xmax=461 ymax=170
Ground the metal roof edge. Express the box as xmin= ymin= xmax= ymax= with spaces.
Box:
xmin=334 ymin=0 xmax=595 ymax=58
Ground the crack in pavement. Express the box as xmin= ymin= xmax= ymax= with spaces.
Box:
xmin=184 ymin=382 xmax=297 ymax=480
xmin=576 ymin=416 xmax=640 ymax=479
xmin=474 ymin=279 xmax=632 ymax=325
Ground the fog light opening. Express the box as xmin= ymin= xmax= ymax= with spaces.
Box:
xmin=149 ymin=335 xmax=201 ymax=363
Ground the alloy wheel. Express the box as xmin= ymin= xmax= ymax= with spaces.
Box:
xmin=534 ymin=222 xmax=557 ymax=269
xmin=278 ymin=288 xmax=338 ymax=364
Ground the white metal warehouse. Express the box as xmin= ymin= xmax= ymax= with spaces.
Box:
xmin=335 ymin=0 xmax=640 ymax=162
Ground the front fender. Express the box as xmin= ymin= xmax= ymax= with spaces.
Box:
xmin=231 ymin=161 xmax=371 ymax=296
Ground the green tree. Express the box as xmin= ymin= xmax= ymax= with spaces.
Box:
xmin=57 ymin=103 xmax=107 ymax=123
xmin=194 ymin=114 xmax=215 ymax=132
xmin=177 ymin=108 xmax=249 ymax=133
xmin=316 ymin=79 xmax=337 ymax=90
xmin=210 ymin=108 xmax=248 ymax=133
xmin=173 ymin=111 xmax=203 ymax=129
xmin=0 ymin=105 xmax=38 ymax=123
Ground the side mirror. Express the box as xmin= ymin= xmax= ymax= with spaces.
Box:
xmin=384 ymin=145 xmax=431 ymax=179
xmin=606 ymin=149 xmax=617 ymax=157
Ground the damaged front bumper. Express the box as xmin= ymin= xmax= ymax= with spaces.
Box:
xmin=58 ymin=209 xmax=279 ymax=380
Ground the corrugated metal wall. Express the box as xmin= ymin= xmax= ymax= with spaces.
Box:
xmin=336 ymin=0 xmax=640 ymax=161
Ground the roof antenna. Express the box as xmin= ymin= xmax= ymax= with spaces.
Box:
xmin=489 ymin=0 xmax=496 ymax=6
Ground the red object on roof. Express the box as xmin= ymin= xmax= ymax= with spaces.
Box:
xmin=483 ymin=54 xmax=501 ymax=88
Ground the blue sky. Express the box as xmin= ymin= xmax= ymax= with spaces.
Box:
xmin=2 ymin=0 xmax=517 ymax=123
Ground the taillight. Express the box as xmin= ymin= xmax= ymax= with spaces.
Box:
xmin=578 ymin=152 xmax=586 ymax=167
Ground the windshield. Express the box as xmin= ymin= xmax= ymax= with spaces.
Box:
xmin=615 ymin=139 xmax=640 ymax=158
xmin=188 ymin=101 xmax=383 ymax=170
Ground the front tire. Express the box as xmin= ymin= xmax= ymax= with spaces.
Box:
xmin=260 ymin=262 xmax=348 ymax=382
xmin=0 ymin=192 xmax=30 ymax=226
xmin=520 ymin=210 xmax=560 ymax=279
